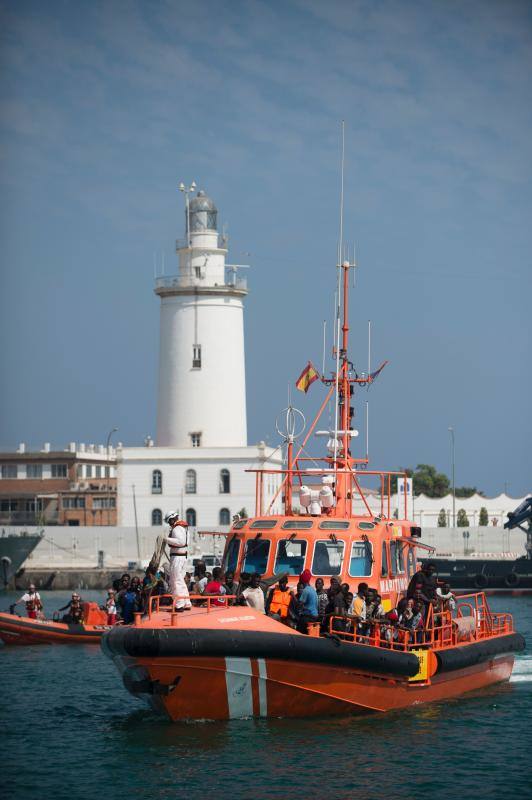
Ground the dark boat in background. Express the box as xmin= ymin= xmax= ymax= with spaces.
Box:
xmin=421 ymin=497 xmax=532 ymax=591
xmin=0 ymin=529 xmax=44 ymax=588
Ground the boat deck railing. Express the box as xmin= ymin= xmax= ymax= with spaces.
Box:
xmin=142 ymin=594 xmax=237 ymax=622
xmin=327 ymin=591 xmax=514 ymax=653
xmin=141 ymin=591 xmax=514 ymax=653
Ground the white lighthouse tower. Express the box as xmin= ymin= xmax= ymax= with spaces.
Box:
xmin=155 ymin=187 xmax=248 ymax=448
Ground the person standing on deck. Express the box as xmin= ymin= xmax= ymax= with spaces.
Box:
xmin=12 ymin=584 xmax=43 ymax=619
xmin=164 ymin=513 xmax=192 ymax=611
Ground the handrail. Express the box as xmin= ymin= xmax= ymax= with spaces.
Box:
xmin=146 ymin=593 xmax=237 ymax=619
xmin=326 ymin=590 xmax=514 ymax=653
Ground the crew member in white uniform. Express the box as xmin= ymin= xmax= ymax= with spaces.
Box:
xmin=164 ymin=513 xmax=192 ymax=610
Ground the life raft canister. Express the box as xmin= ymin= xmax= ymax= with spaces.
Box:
xmin=269 ymin=588 xmax=292 ymax=618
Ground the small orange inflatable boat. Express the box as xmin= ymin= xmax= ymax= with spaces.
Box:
xmin=0 ymin=602 xmax=113 ymax=645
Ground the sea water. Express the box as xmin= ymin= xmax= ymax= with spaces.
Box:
xmin=1 ymin=592 xmax=530 ymax=800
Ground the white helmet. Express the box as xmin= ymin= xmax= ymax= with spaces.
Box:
xmin=164 ymin=511 xmax=181 ymax=526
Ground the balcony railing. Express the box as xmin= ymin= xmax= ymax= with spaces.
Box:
xmin=155 ymin=274 xmax=247 ymax=292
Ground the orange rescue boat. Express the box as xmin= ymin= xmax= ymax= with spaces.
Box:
xmin=102 ymin=257 xmax=525 ymax=720
xmin=0 ymin=602 xmax=113 ymax=645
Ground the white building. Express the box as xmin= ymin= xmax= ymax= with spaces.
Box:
xmin=118 ymin=187 xmax=283 ymax=529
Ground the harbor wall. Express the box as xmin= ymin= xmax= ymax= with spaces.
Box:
xmin=11 ymin=525 xmax=227 ymax=570
xmin=12 ymin=523 xmax=528 ymax=570
xmin=419 ymin=526 xmax=526 ymax=558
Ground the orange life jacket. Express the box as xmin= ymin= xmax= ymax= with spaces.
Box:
xmin=269 ymin=588 xmax=291 ymax=618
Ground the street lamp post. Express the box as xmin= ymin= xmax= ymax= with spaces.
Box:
xmin=106 ymin=427 xmax=118 ymax=526
xmin=448 ymin=426 xmax=455 ymax=527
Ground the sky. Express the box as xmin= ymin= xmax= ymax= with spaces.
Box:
xmin=0 ymin=0 xmax=531 ymax=498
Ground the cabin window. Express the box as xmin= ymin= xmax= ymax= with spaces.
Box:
xmin=407 ymin=548 xmax=416 ymax=577
xmin=349 ymin=541 xmax=373 ymax=577
xmin=243 ymin=538 xmax=270 ymax=575
xmin=357 ymin=521 xmax=375 ymax=531
xmin=274 ymin=539 xmax=307 ymax=575
xmin=282 ymin=520 xmax=313 ymax=529
xmin=250 ymin=519 xmax=277 ymax=529
xmin=381 ymin=541 xmax=389 ymax=577
xmin=312 ymin=540 xmax=345 ymax=576
xmin=390 ymin=540 xmax=405 ymax=574
xmin=318 ymin=520 xmax=350 ymax=530
xmin=223 ymin=538 xmax=240 ymax=573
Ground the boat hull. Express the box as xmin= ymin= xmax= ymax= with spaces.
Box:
xmin=0 ymin=611 xmax=109 ymax=645
xmin=109 ymin=651 xmax=516 ymax=721
xmin=102 ymin=621 xmax=524 ymax=721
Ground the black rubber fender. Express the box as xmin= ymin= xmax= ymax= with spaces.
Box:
xmin=504 ymin=572 xmax=520 ymax=588
xmin=473 ymin=573 xmax=488 ymax=589
xmin=102 ymin=626 xmax=420 ymax=678
xmin=435 ymin=633 xmax=525 ymax=673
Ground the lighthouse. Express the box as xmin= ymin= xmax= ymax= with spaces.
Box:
xmin=155 ymin=188 xmax=248 ymax=448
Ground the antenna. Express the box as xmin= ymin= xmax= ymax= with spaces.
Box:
xmin=153 ymin=251 xmax=157 ymax=279
xmin=365 ymin=400 xmax=369 ymax=460
xmin=322 ymin=320 xmax=327 ymax=375
xmin=368 ymin=319 xmax=371 ymax=375
xmin=333 ymin=121 xmax=346 ymax=466
xmin=162 ymin=251 xmax=165 ymax=276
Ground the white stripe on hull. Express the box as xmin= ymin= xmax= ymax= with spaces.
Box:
xmin=258 ymin=658 xmax=268 ymax=717
xmin=224 ymin=657 xmax=253 ymax=719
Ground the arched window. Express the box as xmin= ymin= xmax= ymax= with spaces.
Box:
xmin=219 ymin=468 xmax=230 ymax=494
xmin=185 ymin=469 xmax=197 ymax=494
xmin=152 ymin=508 xmax=162 ymax=526
xmin=219 ymin=508 xmax=230 ymax=525
xmin=151 ymin=469 xmax=162 ymax=494
xmin=186 ymin=508 xmax=197 ymax=527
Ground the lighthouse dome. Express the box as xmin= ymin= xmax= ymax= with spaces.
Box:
xmin=188 ymin=190 xmax=218 ymax=232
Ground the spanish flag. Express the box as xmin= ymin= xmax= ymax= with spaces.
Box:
xmin=296 ymin=361 xmax=319 ymax=393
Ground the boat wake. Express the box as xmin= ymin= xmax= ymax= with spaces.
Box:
xmin=510 ymin=657 xmax=532 ymax=683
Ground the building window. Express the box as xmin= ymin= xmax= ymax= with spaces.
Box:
xmin=85 ymin=464 xmax=93 ymax=478
xmin=219 ymin=469 xmax=230 ymax=494
xmin=219 ymin=508 xmax=231 ymax=525
xmin=92 ymin=497 xmax=116 ymax=509
xmin=1 ymin=464 xmax=17 ymax=478
xmin=51 ymin=464 xmax=68 ymax=478
xmin=0 ymin=499 xmax=18 ymax=513
xmin=192 ymin=344 xmax=202 ymax=368
xmin=63 ymin=497 xmax=86 ymax=509
xmin=95 ymin=465 xmax=102 ymax=478
xmin=152 ymin=469 xmax=162 ymax=494
xmin=186 ymin=507 xmax=197 ymax=527
xmin=185 ymin=469 xmax=197 ymax=494
xmin=190 ymin=433 xmax=201 ymax=448
xmin=26 ymin=464 xmax=43 ymax=479
xmin=105 ymin=466 xmax=110 ymax=478
xmin=152 ymin=508 xmax=163 ymax=525
xmin=25 ymin=499 xmax=43 ymax=512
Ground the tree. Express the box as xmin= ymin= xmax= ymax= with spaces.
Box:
xmin=455 ymin=486 xmax=484 ymax=498
xmin=408 ymin=464 xmax=450 ymax=497
xmin=479 ymin=506 xmax=488 ymax=526
xmin=437 ymin=508 xmax=447 ymax=527
xmin=457 ymin=508 xmax=469 ymax=527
